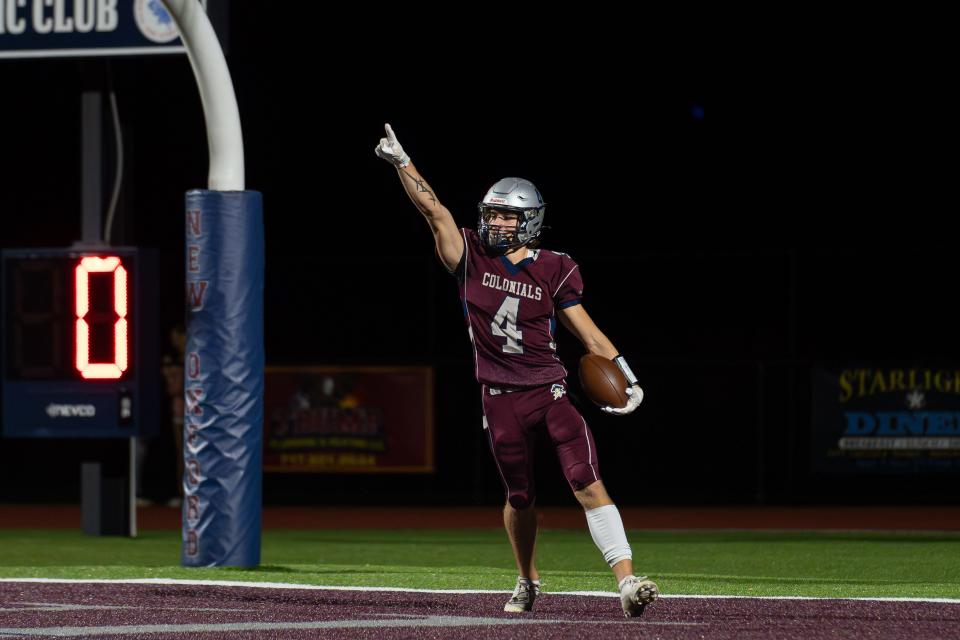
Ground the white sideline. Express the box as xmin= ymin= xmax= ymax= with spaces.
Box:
xmin=0 ymin=578 xmax=958 ymax=604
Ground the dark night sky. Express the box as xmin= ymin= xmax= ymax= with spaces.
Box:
xmin=1 ymin=8 xmax=716 ymax=356
xmin=0 ymin=8 xmax=951 ymax=366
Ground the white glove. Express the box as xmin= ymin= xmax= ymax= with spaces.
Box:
xmin=375 ymin=123 xmax=411 ymax=168
xmin=601 ymin=384 xmax=643 ymax=416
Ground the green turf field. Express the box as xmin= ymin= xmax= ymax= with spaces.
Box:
xmin=1 ymin=529 xmax=958 ymax=599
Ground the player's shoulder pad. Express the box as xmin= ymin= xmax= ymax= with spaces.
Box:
xmin=549 ymin=250 xmax=578 ymax=268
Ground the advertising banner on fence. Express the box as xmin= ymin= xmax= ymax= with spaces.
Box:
xmin=263 ymin=366 xmax=433 ymax=473
xmin=812 ymin=366 xmax=960 ymax=473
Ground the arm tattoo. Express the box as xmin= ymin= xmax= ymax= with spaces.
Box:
xmin=401 ymin=169 xmax=437 ymax=206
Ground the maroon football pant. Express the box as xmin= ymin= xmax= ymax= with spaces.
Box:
xmin=481 ymin=381 xmax=601 ymax=509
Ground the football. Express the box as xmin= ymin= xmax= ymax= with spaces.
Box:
xmin=578 ymin=354 xmax=630 ymax=408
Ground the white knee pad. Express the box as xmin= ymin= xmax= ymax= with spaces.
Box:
xmin=585 ymin=504 xmax=632 ymax=567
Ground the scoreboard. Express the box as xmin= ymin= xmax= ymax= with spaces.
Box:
xmin=1 ymin=247 xmax=159 ymax=438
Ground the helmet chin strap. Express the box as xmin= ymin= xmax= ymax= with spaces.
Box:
xmin=485 ymin=225 xmax=525 ymax=254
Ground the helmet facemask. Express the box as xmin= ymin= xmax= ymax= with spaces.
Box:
xmin=478 ymin=206 xmax=545 ymax=254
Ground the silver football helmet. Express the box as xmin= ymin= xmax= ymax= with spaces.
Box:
xmin=477 ymin=177 xmax=546 ymax=253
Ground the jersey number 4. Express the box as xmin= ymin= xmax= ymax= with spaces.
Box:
xmin=491 ymin=296 xmax=523 ymax=354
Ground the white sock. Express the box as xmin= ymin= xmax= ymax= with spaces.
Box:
xmin=618 ymin=575 xmax=636 ymax=591
xmin=518 ymin=576 xmax=540 ymax=586
xmin=585 ymin=504 xmax=632 ymax=567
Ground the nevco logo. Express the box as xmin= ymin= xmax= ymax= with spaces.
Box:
xmin=46 ymin=404 xmax=96 ymax=418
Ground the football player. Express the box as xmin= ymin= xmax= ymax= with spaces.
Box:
xmin=376 ymin=124 xmax=657 ymax=617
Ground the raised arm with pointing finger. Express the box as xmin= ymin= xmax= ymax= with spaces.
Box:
xmin=375 ymin=124 xmax=464 ymax=272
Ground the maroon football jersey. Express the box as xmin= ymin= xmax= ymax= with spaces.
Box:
xmin=452 ymin=228 xmax=584 ymax=388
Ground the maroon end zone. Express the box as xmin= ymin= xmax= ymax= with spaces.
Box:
xmin=1 ymin=581 xmax=958 ymax=640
